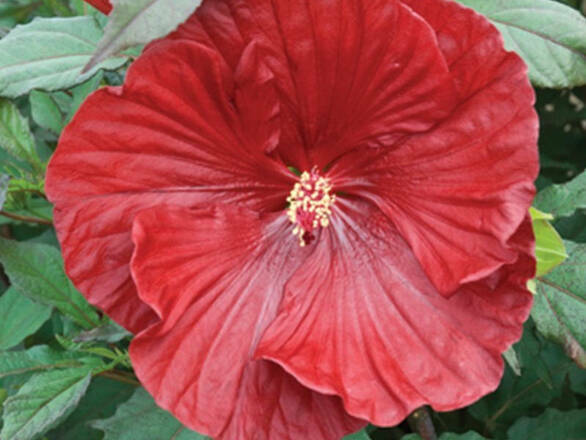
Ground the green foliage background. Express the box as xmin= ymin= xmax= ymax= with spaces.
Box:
xmin=0 ymin=0 xmax=584 ymax=439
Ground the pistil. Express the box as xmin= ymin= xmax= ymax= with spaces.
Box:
xmin=286 ymin=168 xmax=335 ymax=247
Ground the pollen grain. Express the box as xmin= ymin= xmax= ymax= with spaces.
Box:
xmin=286 ymin=168 xmax=335 ymax=247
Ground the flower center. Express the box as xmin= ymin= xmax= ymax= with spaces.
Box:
xmin=286 ymin=167 xmax=335 ymax=247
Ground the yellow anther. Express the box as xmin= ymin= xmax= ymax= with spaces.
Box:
xmin=286 ymin=168 xmax=335 ymax=246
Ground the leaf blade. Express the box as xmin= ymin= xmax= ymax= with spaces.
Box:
xmin=534 ymin=171 xmax=586 ymax=219
xmin=0 ymin=345 xmax=97 ymax=379
xmin=402 ymin=432 xmax=488 ymax=440
xmin=30 ymin=90 xmax=64 ymax=134
xmin=0 ymin=238 xmax=100 ymax=329
xmin=0 ymin=173 xmax=8 ymax=210
xmin=344 ymin=430 xmax=371 ymax=440
xmin=533 ymin=241 xmax=586 ymax=367
xmin=0 ymin=98 xmax=41 ymax=173
xmin=456 ymin=0 xmax=586 ymax=88
xmin=84 ymin=0 xmax=200 ymax=72
xmin=0 ymin=287 xmax=52 ymax=350
xmin=0 ymin=16 xmax=127 ymax=98
xmin=92 ymin=387 xmax=209 ymax=440
xmin=46 ymin=376 xmax=136 ymax=440
xmin=530 ymin=207 xmax=568 ymax=277
xmin=0 ymin=367 xmax=92 ymax=440
xmin=508 ymin=408 xmax=586 ymax=440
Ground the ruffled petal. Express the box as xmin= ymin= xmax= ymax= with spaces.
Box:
xmin=129 ymin=205 xmax=365 ymax=439
xmin=154 ymin=0 xmax=539 ymax=296
xmin=46 ymin=40 xmax=293 ymax=332
xmin=165 ymin=0 xmax=459 ymax=169
xmin=331 ymin=20 xmax=538 ymax=294
xmin=257 ymin=201 xmax=534 ymax=426
xmin=400 ymin=0 xmax=518 ymax=99
xmin=234 ymin=42 xmax=281 ymax=154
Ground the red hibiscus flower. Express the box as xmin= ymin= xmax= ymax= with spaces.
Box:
xmin=47 ymin=0 xmax=539 ymax=438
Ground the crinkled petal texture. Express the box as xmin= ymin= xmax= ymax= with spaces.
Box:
xmin=130 ymin=206 xmax=365 ymax=439
xmin=169 ymin=0 xmax=460 ymax=170
xmin=47 ymin=0 xmax=539 ymax=437
xmin=46 ymin=39 xmax=294 ymax=333
xmin=170 ymin=0 xmax=537 ymax=294
xmin=257 ymin=202 xmax=535 ymax=425
xmin=328 ymin=0 xmax=538 ymax=295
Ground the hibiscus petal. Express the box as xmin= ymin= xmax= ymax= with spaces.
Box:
xmin=46 ymin=40 xmax=293 ymax=332
xmin=234 ymin=42 xmax=280 ymax=154
xmin=165 ymin=0 xmax=459 ymax=169
xmin=129 ymin=205 xmax=365 ymax=439
xmin=157 ymin=0 xmax=539 ymax=296
xmin=257 ymin=201 xmax=534 ymax=426
xmin=331 ymin=22 xmax=538 ymax=295
xmin=84 ymin=0 xmax=111 ymax=14
xmin=401 ymin=0 xmax=520 ymax=99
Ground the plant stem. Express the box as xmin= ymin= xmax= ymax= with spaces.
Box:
xmin=0 ymin=211 xmax=52 ymax=225
xmin=8 ymin=188 xmax=47 ymax=198
xmin=97 ymin=369 xmax=140 ymax=386
xmin=408 ymin=407 xmax=437 ymax=440
xmin=0 ymin=226 xmax=10 ymax=287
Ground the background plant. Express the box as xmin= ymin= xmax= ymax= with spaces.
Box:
xmin=0 ymin=0 xmax=584 ymax=439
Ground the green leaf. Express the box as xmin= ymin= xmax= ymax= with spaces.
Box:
xmin=66 ymin=71 xmax=103 ymax=122
xmin=92 ymin=387 xmax=209 ymax=440
xmin=530 ymin=207 xmax=568 ymax=276
xmin=530 ymin=207 xmax=554 ymax=221
xmin=73 ymin=321 xmax=131 ymax=344
xmin=0 ymin=367 xmax=92 ymax=440
xmin=503 ymin=346 xmax=522 ymax=376
xmin=42 ymin=0 xmax=74 ymax=17
xmin=0 ymin=173 xmax=8 ymax=209
xmin=344 ymin=430 xmax=371 ymax=440
xmin=70 ymin=0 xmax=106 ymax=17
xmin=0 ymin=287 xmax=52 ymax=349
xmin=0 ymin=345 xmax=98 ymax=379
xmin=507 ymin=408 xmax=586 ymax=440
xmin=84 ymin=0 xmax=201 ymax=72
xmin=0 ymin=195 xmax=53 ymax=226
xmin=30 ymin=90 xmax=64 ymax=134
xmin=456 ymin=0 xmax=586 ymax=88
xmin=438 ymin=435 xmax=488 ymax=440
xmin=554 ymin=211 xmax=586 ymax=244
xmin=0 ymin=238 xmax=100 ymax=329
xmin=533 ymin=241 xmax=586 ymax=367
xmin=402 ymin=432 xmax=487 ymax=440
xmin=0 ymin=16 xmax=128 ymax=98
xmin=534 ymin=171 xmax=586 ymax=219
xmin=469 ymin=322 xmax=577 ymax=436
xmin=569 ymin=365 xmax=586 ymax=397
xmin=46 ymin=376 xmax=136 ymax=440
xmin=0 ymin=98 xmax=42 ymax=173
